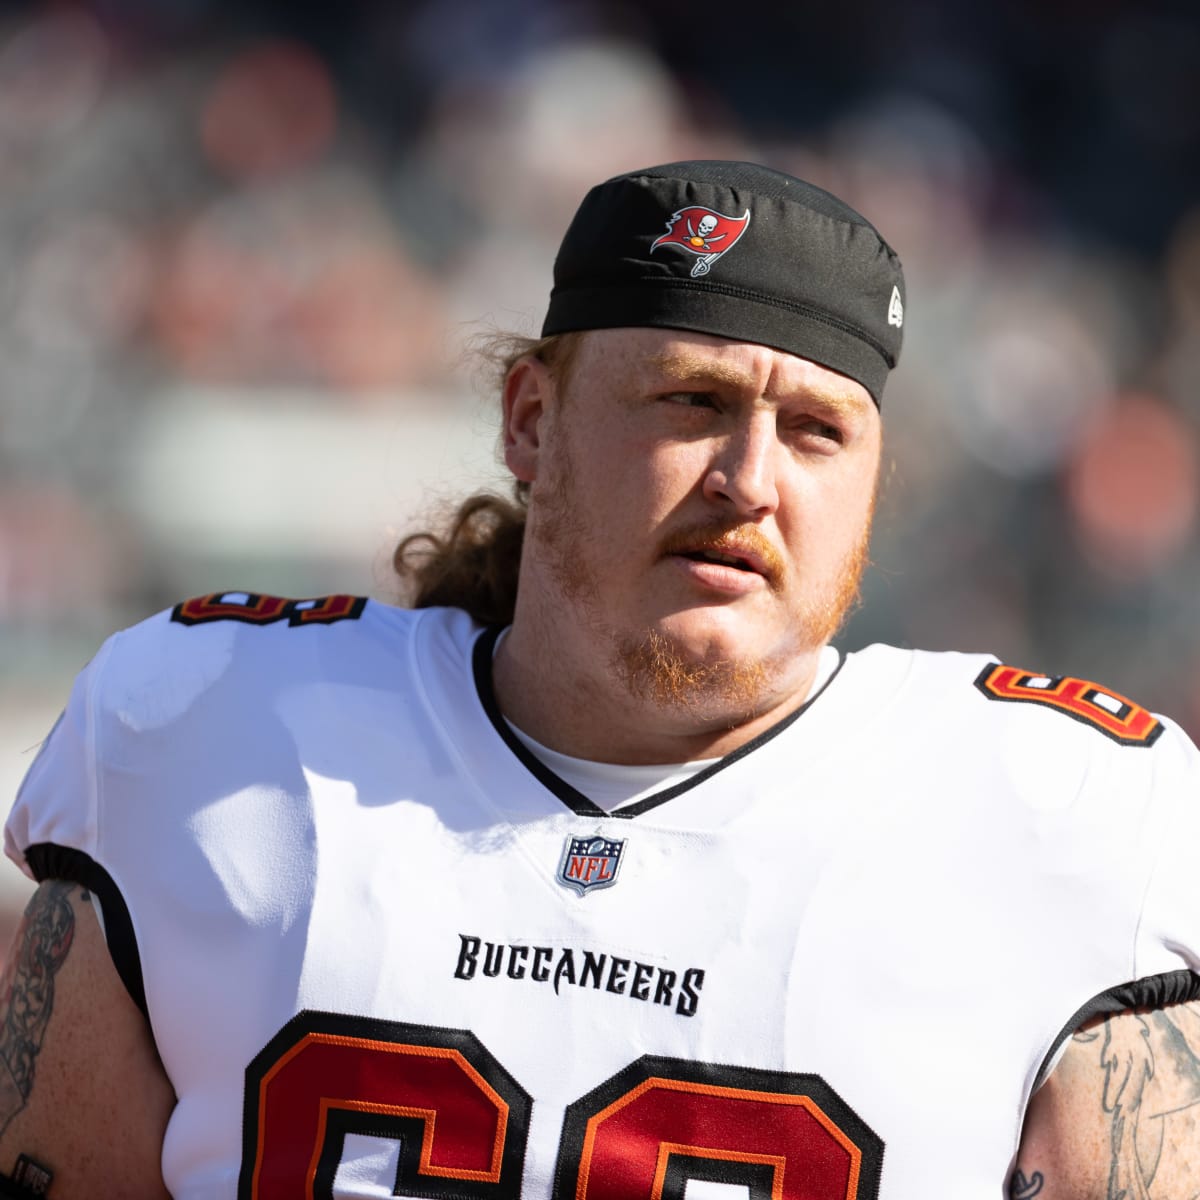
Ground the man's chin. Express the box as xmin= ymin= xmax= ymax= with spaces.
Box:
xmin=646 ymin=606 xmax=784 ymax=663
xmin=610 ymin=622 xmax=776 ymax=720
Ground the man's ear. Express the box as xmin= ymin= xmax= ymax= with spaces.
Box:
xmin=502 ymin=356 xmax=556 ymax=484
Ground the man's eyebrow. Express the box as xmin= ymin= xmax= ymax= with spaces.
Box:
xmin=646 ymin=351 xmax=871 ymax=415
xmin=648 ymin=352 xmax=755 ymax=389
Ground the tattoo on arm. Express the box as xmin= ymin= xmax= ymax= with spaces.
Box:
xmin=1073 ymin=1001 xmax=1200 ymax=1198
xmin=0 ymin=884 xmax=82 ymax=1138
xmin=1010 ymin=1168 xmax=1044 ymax=1198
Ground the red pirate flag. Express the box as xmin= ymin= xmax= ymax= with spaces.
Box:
xmin=651 ymin=205 xmax=752 ymax=278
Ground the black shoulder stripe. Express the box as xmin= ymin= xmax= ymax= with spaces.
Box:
xmin=23 ymin=843 xmax=148 ymax=1020
xmin=1036 ymin=969 xmax=1200 ymax=1086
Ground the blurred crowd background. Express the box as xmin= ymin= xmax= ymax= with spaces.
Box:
xmin=1 ymin=0 xmax=1199 ymax=905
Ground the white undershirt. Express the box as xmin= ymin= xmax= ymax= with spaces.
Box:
xmin=500 ymin=641 xmax=842 ymax=812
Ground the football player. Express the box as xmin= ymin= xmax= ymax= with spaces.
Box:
xmin=2 ymin=161 xmax=1198 ymax=1198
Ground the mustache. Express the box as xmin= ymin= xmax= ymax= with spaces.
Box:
xmin=658 ymin=521 xmax=786 ymax=589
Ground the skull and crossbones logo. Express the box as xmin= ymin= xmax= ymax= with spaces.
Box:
xmin=650 ymin=204 xmax=752 ymax=277
xmin=686 ymin=214 xmax=727 ymax=249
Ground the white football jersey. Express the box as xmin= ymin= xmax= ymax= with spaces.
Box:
xmin=7 ymin=596 xmax=1200 ymax=1200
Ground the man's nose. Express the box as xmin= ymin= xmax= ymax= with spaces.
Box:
xmin=701 ymin=415 xmax=780 ymax=518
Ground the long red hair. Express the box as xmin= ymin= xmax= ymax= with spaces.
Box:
xmin=391 ymin=331 xmax=581 ymax=625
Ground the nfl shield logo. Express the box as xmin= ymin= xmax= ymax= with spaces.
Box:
xmin=557 ymin=834 xmax=626 ymax=897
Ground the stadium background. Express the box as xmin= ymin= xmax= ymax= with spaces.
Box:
xmin=1 ymin=0 xmax=1198 ymax=916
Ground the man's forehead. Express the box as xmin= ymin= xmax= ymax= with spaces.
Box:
xmin=581 ymin=327 xmax=875 ymax=409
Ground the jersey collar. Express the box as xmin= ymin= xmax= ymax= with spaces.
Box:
xmin=471 ymin=624 xmax=845 ymax=820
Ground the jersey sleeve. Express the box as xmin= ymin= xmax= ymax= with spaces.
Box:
xmin=6 ymin=597 xmax=250 ymax=885
xmin=5 ymin=609 xmax=251 ymax=1017
xmin=4 ymin=635 xmax=116 ymax=876
xmin=1135 ymin=717 xmax=1200 ymax=980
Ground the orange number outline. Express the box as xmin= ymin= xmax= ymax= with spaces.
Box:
xmin=239 ymin=1019 xmax=885 ymax=1200
xmin=171 ymin=593 xmax=366 ymax=628
xmin=974 ymin=663 xmax=1162 ymax=747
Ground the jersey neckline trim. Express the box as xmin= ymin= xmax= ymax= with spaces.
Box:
xmin=470 ymin=624 xmax=845 ymax=819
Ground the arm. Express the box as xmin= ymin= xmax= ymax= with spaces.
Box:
xmin=1014 ymin=1002 xmax=1200 ymax=1199
xmin=0 ymin=882 xmax=175 ymax=1198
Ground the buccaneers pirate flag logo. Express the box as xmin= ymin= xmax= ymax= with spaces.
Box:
xmin=651 ymin=205 xmax=751 ymax=278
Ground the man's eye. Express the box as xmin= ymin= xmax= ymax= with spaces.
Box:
xmin=795 ymin=418 xmax=843 ymax=443
xmin=663 ymin=391 xmax=717 ymax=409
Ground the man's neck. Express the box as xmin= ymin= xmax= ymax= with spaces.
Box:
xmin=490 ymin=618 xmax=827 ymax=766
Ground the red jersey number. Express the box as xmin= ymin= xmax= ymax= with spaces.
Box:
xmin=975 ymin=663 xmax=1162 ymax=746
xmin=171 ymin=593 xmax=366 ymax=628
xmin=238 ymin=1012 xmax=883 ymax=1200
xmin=239 ymin=1014 xmax=530 ymax=1200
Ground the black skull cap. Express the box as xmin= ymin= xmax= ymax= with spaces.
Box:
xmin=542 ymin=160 xmax=905 ymax=406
